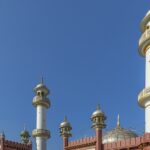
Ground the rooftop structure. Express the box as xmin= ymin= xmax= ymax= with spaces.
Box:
xmin=32 ymin=79 xmax=51 ymax=150
xmin=59 ymin=10 xmax=150 ymax=150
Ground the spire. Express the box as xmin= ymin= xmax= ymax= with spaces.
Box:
xmin=41 ymin=76 xmax=44 ymax=84
xmin=64 ymin=116 xmax=67 ymax=122
xmin=117 ymin=114 xmax=121 ymax=128
xmin=97 ymin=103 xmax=100 ymax=110
xmin=24 ymin=124 xmax=26 ymax=131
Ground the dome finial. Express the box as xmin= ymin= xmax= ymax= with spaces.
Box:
xmin=97 ymin=103 xmax=100 ymax=110
xmin=24 ymin=123 xmax=26 ymax=131
xmin=117 ymin=114 xmax=120 ymax=128
xmin=64 ymin=116 xmax=67 ymax=122
xmin=41 ymin=76 xmax=44 ymax=84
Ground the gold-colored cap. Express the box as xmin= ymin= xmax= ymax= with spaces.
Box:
xmin=59 ymin=116 xmax=72 ymax=138
xmin=91 ymin=104 xmax=106 ymax=129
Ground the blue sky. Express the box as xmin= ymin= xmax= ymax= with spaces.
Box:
xmin=0 ymin=0 xmax=149 ymax=149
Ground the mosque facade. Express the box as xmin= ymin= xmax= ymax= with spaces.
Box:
xmin=0 ymin=9 xmax=150 ymax=150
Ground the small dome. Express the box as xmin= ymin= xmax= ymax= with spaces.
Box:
xmin=60 ymin=116 xmax=72 ymax=129
xmin=20 ymin=130 xmax=30 ymax=137
xmin=91 ymin=104 xmax=106 ymax=118
xmin=103 ymin=115 xmax=138 ymax=144
xmin=20 ymin=127 xmax=31 ymax=144
xmin=34 ymin=78 xmax=50 ymax=95
xmin=35 ymin=83 xmax=49 ymax=92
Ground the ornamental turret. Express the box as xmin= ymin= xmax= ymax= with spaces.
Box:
xmin=91 ymin=104 xmax=106 ymax=129
xmin=20 ymin=127 xmax=30 ymax=144
xmin=91 ymin=104 xmax=106 ymax=150
xmin=60 ymin=116 xmax=72 ymax=150
xmin=138 ymin=10 xmax=150 ymax=133
xmin=32 ymin=79 xmax=51 ymax=150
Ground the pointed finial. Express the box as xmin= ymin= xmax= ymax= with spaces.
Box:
xmin=117 ymin=114 xmax=120 ymax=127
xmin=24 ymin=124 xmax=26 ymax=131
xmin=97 ymin=104 xmax=100 ymax=110
xmin=41 ymin=76 xmax=44 ymax=84
xmin=64 ymin=116 xmax=67 ymax=122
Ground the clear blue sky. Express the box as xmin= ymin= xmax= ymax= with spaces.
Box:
xmin=0 ymin=0 xmax=149 ymax=149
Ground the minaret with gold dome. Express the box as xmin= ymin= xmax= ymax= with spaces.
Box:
xmin=138 ymin=10 xmax=150 ymax=133
xmin=32 ymin=79 xmax=51 ymax=150
xmin=91 ymin=104 xmax=106 ymax=150
xmin=59 ymin=116 xmax=72 ymax=150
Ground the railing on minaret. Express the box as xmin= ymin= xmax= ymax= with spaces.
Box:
xmin=32 ymin=80 xmax=51 ymax=150
xmin=59 ymin=116 xmax=72 ymax=150
xmin=91 ymin=104 xmax=106 ymax=150
xmin=138 ymin=10 xmax=150 ymax=133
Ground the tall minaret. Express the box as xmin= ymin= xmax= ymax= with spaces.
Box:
xmin=32 ymin=80 xmax=51 ymax=150
xmin=138 ymin=11 xmax=150 ymax=133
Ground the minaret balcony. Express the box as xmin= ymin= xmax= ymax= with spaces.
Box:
xmin=91 ymin=122 xmax=106 ymax=129
xmin=32 ymin=96 xmax=50 ymax=108
xmin=139 ymin=29 xmax=150 ymax=56
xmin=138 ymin=87 xmax=150 ymax=107
xmin=32 ymin=129 xmax=50 ymax=139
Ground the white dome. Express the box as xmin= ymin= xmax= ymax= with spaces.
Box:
xmin=103 ymin=127 xmax=138 ymax=144
xmin=103 ymin=115 xmax=138 ymax=144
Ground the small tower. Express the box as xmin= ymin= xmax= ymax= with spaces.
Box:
xmin=32 ymin=80 xmax=51 ymax=150
xmin=20 ymin=127 xmax=30 ymax=144
xmin=91 ymin=104 xmax=106 ymax=150
xmin=59 ymin=116 xmax=72 ymax=150
xmin=138 ymin=10 xmax=150 ymax=133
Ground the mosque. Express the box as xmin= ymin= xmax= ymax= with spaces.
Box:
xmin=0 ymin=10 xmax=150 ymax=150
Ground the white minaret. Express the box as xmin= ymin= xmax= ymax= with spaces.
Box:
xmin=32 ymin=79 xmax=51 ymax=150
xmin=138 ymin=11 xmax=150 ymax=133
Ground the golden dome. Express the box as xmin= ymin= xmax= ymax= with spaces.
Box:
xmin=34 ymin=78 xmax=50 ymax=96
xmin=60 ymin=116 xmax=72 ymax=129
xmin=103 ymin=115 xmax=138 ymax=144
xmin=59 ymin=116 xmax=72 ymax=137
xmin=91 ymin=104 xmax=106 ymax=118
xmin=91 ymin=104 xmax=106 ymax=129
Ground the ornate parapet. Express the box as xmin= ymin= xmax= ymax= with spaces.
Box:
xmin=67 ymin=136 xmax=96 ymax=149
xmin=65 ymin=134 xmax=150 ymax=150
xmin=104 ymin=133 xmax=150 ymax=150
xmin=4 ymin=139 xmax=32 ymax=150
